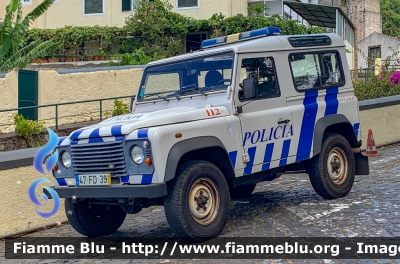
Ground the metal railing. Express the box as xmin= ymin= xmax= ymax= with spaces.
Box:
xmin=0 ymin=95 xmax=135 ymax=130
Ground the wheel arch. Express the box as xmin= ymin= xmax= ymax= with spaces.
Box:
xmin=313 ymin=114 xmax=360 ymax=157
xmin=164 ymin=136 xmax=234 ymax=183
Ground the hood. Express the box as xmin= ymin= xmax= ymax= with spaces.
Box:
xmin=68 ymin=106 xmax=229 ymax=140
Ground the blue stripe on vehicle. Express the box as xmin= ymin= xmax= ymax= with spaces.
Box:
xmin=56 ymin=178 xmax=67 ymax=186
xmin=88 ymin=137 xmax=104 ymax=143
xmin=115 ymin=136 xmax=125 ymax=141
xmin=89 ymin=128 xmax=100 ymax=138
xmin=243 ymin=146 xmax=257 ymax=176
xmin=138 ymin=129 xmax=149 ymax=138
xmin=70 ymin=129 xmax=84 ymax=140
xmin=57 ymin=137 xmax=67 ymax=146
xmin=70 ymin=140 xmax=79 ymax=145
xmin=120 ymin=176 xmax=129 ymax=183
xmin=228 ymin=151 xmax=237 ymax=169
xmin=141 ymin=174 xmax=153 ymax=185
xmin=111 ymin=125 xmax=123 ymax=136
xmin=324 ymin=87 xmax=339 ymax=116
xmin=279 ymin=139 xmax=291 ymax=167
xmin=296 ymin=90 xmax=319 ymax=162
xmin=353 ymin=123 xmax=360 ymax=138
xmin=262 ymin=143 xmax=274 ymax=171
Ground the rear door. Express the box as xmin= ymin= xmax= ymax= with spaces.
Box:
xmin=287 ymin=50 xmax=350 ymax=162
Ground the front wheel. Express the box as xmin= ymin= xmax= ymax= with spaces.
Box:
xmin=65 ymin=199 xmax=126 ymax=237
xmin=308 ymin=133 xmax=355 ymax=199
xmin=164 ymin=160 xmax=230 ymax=240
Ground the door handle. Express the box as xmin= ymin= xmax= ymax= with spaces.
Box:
xmin=278 ymin=119 xmax=290 ymax=125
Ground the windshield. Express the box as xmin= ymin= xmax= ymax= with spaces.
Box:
xmin=137 ymin=52 xmax=235 ymax=102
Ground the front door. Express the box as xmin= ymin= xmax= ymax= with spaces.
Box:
xmin=235 ymin=53 xmax=295 ymax=176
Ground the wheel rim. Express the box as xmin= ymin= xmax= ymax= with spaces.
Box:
xmin=327 ymin=147 xmax=348 ymax=185
xmin=188 ymin=178 xmax=220 ymax=225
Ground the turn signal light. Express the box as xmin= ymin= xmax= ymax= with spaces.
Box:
xmin=52 ymin=164 xmax=58 ymax=171
xmin=145 ymin=158 xmax=152 ymax=166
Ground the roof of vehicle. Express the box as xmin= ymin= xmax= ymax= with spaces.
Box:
xmin=147 ymin=33 xmax=345 ymax=67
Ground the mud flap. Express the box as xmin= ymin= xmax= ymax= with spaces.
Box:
xmin=355 ymin=153 xmax=369 ymax=175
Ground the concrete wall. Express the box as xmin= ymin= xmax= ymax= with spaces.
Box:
xmin=0 ymin=71 xmax=19 ymax=134
xmin=37 ymin=66 xmax=143 ymax=128
xmin=1 ymin=95 xmax=400 ymax=236
xmin=357 ymin=32 xmax=400 ymax=69
xmin=0 ymin=162 xmax=66 ymax=235
xmin=0 ymin=67 xmax=143 ymax=135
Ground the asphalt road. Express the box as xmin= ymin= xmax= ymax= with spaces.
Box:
xmin=2 ymin=143 xmax=400 ymax=263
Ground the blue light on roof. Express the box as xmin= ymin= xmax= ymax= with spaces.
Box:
xmin=240 ymin=26 xmax=282 ymax=40
xmin=200 ymin=27 xmax=282 ymax=49
xmin=200 ymin=36 xmax=227 ymax=48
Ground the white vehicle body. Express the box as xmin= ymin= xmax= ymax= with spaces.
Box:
xmin=49 ymin=28 xmax=368 ymax=239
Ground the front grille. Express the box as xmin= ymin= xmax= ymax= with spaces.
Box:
xmin=71 ymin=141 xmax=126 ymax=176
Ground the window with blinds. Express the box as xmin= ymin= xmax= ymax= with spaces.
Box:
xmin=122 ymin=0 xmax=132 ymax=11
xmin=84 ymin=0 xmax=104 ymax=14
xmin=177 ymin=0 xmax=198 ymax=8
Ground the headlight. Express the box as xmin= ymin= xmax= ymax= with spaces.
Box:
xmin=131 ymin=146 xmax=144 ymax=165
xmin=61 ymin=151 xmax=72 ymax=168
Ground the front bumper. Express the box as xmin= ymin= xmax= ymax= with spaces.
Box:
xmin=44 ymin=183 xmax=167 ymax=199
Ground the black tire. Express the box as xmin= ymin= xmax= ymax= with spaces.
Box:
xmin=230 ymin=184 xmax=257 ymax=199
xmin=309 ymin=133 xmax=355 ymax=199
xmin=65 ymin=198 xmax=126 ymax=237
xmin=164 ymin=160 xmax=230 ymax=240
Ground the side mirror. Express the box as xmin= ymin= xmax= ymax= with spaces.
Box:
xmin=242 ymin=78 xmax=256 ymax=99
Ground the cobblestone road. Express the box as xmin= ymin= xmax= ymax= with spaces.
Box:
xmin=2 ymin=143 xmax=400 ymax=263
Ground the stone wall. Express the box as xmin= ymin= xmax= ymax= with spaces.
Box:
xmin=0 ymin=71 xmax=19 ymax=134
xmin=346 ymin=0 xmax=382 ymax=42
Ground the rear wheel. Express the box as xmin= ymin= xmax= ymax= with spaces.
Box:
xmin=65 ymin=199 xmax=126 ymax=237
xmin=230 ymin=184 xmax=257 ymax=199
xmin=309 ymin=133 xmax=355 ymax=199
xmin=164 ymin=160 xmax=230 ymax=240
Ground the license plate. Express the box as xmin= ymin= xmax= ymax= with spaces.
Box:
xmin=76 ymin=174 xmax=111 ymax=186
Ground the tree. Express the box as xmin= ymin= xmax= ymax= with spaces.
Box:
xmin=381 ymin=0 xmax=400 ymax=37
xmin=0 ymin=0 xmax=60 ymax=72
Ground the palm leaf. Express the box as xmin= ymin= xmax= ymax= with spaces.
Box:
xmin=0 ymin=40 xmax=61 ymax=72
xmin=19 ymin=0 xmax=54 ymax=30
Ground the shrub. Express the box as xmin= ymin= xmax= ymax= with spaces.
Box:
xmin=354 ymin=71 xmax=400 ymax=100
xmin=13 ymin=114 xmax=46 ymax=147
xmin=111 ymin=49 xmax=165 ymax=65
xmin=104 ymin=99 xmax=130 ymax=117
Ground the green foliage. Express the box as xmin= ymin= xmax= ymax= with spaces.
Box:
xmin=104 ymin=99 xmax=130 ymax=117
xmin=24 ymin=0 xmax=326 ymax=61
xmin=248 ymin=4 xmax=270 ymax=17
xmin=381 ymin=0 xmax=400 ymax=37
xmin=354 ymin=72 xmax=400 ymax=100
xmin=0 ymin=0 xmax=60 ymax=72
xmin=27 ymin=25 xmax=128 ymax=59
xmin=13 ymin=114 xmax=46 ymax=146
xmin=111 ymin=48 xmax=165 ymax=65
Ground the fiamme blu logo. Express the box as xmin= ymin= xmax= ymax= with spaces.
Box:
xmin=28 ymin=128 xmax=61 ymax=218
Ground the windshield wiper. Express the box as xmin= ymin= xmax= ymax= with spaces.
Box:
xmin=143 ymin=90 xmax=176 ymax=100
xmin=176 ymin=87 xmax=205 ymax=96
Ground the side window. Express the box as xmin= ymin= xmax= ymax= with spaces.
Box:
xmin=239 ymin=57 xmax=280 ymax=102
xmin=289 ymin=51 xmax=345 ymax=91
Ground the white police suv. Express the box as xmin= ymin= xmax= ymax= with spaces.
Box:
xmin=49 ymin=27 xmax=369 ymax=239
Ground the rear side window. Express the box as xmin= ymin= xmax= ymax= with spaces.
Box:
xmin=289 ymin=51 xmax=345 ymax=91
